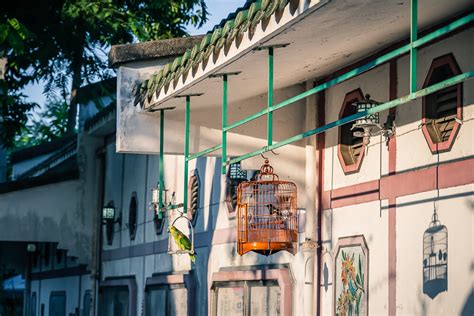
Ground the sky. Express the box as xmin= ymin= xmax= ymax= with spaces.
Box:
xmin=23 ymin=0 xmax=245 ymax=109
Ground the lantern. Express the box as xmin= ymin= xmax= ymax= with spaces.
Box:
xmin=102 ymin=202 xmax=122 ymax=246
xmin=236 ymin=159 xmax=298 ymax=256
xmin=422 ymin=209 xmax=448 ymax=299
xmin=351 ymin=94 xmax=383 ymax=145
xmin=102 ymin=205 xmax=116 ymax=220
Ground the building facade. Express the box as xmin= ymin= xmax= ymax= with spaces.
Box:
xmin=0 ymin=0 xmax=472 ymax=316
xmin=104 ymin=0 xmax=473 ymax=315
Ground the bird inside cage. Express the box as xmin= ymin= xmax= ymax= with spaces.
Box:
xmin=236 ymin=159 xmax=298 ymax=256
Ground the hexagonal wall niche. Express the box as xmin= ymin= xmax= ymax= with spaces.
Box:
xmin=422 ymin=53 xmax=463 ymax=153
xmin=338 ymin=88 xmax=366 ymax=174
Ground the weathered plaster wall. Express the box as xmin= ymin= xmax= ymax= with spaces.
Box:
xmin=30 ymin=274 xmax=91 ymax=316
xmin=0 ymin=181 xmax=91 ymax=261
xmin=116 ymin=73 xmax=307 ymax=159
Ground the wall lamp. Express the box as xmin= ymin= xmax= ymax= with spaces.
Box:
xmin=351 ymin=94 xmax=395 ymax=145
xmin=102 ymin=201 xmax=121 ymax=245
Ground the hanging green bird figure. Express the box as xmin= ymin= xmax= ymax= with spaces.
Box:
xmin=169 ymin=225 xmax=196 ymax=263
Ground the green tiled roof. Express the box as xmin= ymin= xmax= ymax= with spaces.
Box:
xmin=133 ymin=0 xmax=289 ymax=107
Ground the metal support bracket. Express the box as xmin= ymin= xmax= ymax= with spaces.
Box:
xmin=254 ymin=43 xmax=290 ymax=51
xmin=210 ymin=72 xmax=241 ymax=174
xmin=176 ymin=93 xmax=204 ymax=213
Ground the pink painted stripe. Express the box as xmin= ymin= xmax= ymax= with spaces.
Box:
xmin=380 ymin=167 xmax=437 ymax=199
xmin=322 ymin=158 xmax=474 ymax=209
xmin=438 ymin=158 xmax=474 ymax=189
xmin=331 ymin=180 xmax=380 ymax=209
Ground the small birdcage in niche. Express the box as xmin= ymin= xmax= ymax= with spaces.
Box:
xmin=236 ymin=159 xmax=298 ymax=256
xmin=423 ymin=208 xmax=448 ymax=299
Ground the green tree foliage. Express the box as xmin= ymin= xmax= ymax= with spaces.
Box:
xmin=14 ymin=98 xmax=69 ymax=148
xmin=1 ymin=0 xmax=208 ymax=148
xmin=0 ymin=18 xmax=38 ymax=148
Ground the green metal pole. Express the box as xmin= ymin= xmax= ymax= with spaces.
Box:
xmin=268 ymin=47 xmax=274 ymax=146
xmin=221 ymin=13 xmax=473 ymax=133
xmin=183 ymin=96 xmax=190 ymax=213
xmin=410 ymin=0 xmax=418 ymax=94
xmin=158 ymin=109 xmax=165 ymax=219
xmin=187 ymin=144 xmax=222 ymax=162
xmin=222 ymin=74 xmax=228 ymax=174
xmin=226 ymin=72 xmax=473 ymax=165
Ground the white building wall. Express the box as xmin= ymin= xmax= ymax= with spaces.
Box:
xmin=320 ymin=200 xmax=389 ymax=315
xmin=324 ymin=63 xmax=390 ymax=191
xmin=30 ymin=274 xmax=91 ymax=316
xmin=396 ymin=28 xmax=474 ymax=172
xmin=321 ymin=27 xmax=473 ymax=316
xmin=396 ymin=184 xmax=473 ymax=316
xmin=0 ymin=181 xmax=92 ymax=262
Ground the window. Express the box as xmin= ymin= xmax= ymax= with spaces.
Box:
xmin=422 ymin=53 xmax=462 ymax=153
xmin=211 ymin=269 xmax=292 ymax=316
xmin=128 ymin=192 xmax=138 ymax=240
xmin=100 ymin=286 xmax=129 ymax=316
xmin=213 ymin=281 xmax=281 ymax=316
xmin=145 ymin=273 xmax=194 ymax=316
xmin=82 ymin=291 xmax=91 ymax=316
xmin=146 ymin=285 xmax=187 ymax=316
xmin=49 ymin=292 xmax=66 ymax=316
xmin=31 ymin=292 xmax=37 ymax=316
xmin=187 ymin=170 xmax=200 ymax=226
xmin=338 ymin=89 xmax=366 ymax=173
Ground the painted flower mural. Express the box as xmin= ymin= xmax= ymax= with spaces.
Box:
xmin=334 ymin=237 xmax=368 ymax=316
xmin=336 ymin=251 xmax=365 ymax=315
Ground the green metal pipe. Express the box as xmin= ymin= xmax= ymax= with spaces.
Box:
xmin=158 ymin=109 xmax=165 ymax=219
xmin=410 ymin=0 xmax=418 ymax=94
xmin=222 ymin=13 xmax=473 ymax=133
xmin=222 ymin=74 xmax=228 ymax=174
xmin=226 ymin=72 xmax=473 ymax=166
xmin=268 ymin=47 xmax=274 ymax=146
xmin=186 ymin=144 xmax=223 ymax=162
xmin=183 ymin=96 xmax=190 ymax=213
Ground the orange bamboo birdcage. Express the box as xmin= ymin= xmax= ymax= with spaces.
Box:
xmin=236 ymin=159 xmax=298 ymax=256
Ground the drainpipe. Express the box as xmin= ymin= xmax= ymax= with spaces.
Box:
xmin=77 ymin=273 xmax=82 ymax=316
xmin=90 ymin=146 xmax=106 ymax=316
xmin=23 ymin=251 xmax=31 ymax=316
xmin=314 ymin=87 xmax=326 ymax=316
xmin=302 ymin=81 xmax=318 ymax=316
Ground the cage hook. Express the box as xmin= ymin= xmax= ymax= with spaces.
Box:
xmin=260 ymin=152 xmax=269 ymax=160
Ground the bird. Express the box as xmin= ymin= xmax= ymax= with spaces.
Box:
xmin=267 ymin=203 xmax=290 ymax=218
xmin=169 ymin=225 xmax=196 ymax=263
xmin=266 ymin=203 xmax=281 ymax=216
